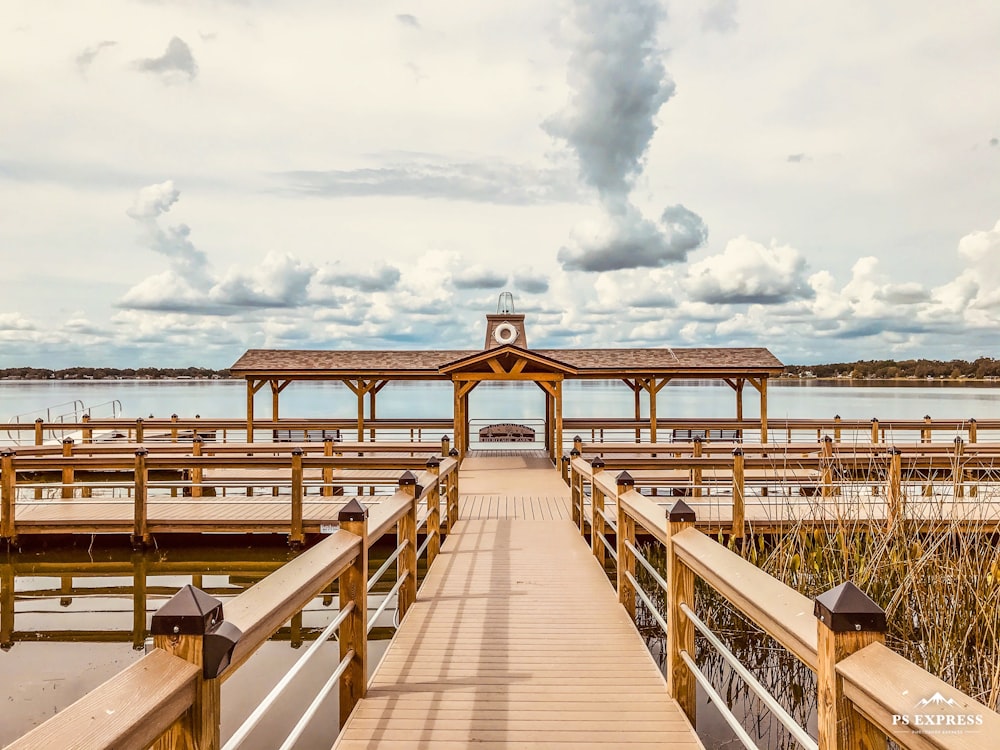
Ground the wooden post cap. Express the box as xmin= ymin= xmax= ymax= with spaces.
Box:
xmin=338 ymin=498 xmax=369 ymax=522
xmin=591 ymin=457 xmax=605 ymax=469
xmin=615 ymin=470 xmax=634 ymax=487
xmin=151 ymin=585 xmax=224 ymax=636
xmin=569 ymin=448 xmax=581 ymax=457
xmin=425 ymin=456 xmax=441 ymax=469
xmin=399 ymin=471 xmax=417 ymax=486
xmin=814 ymin=581 xmax=887 ymax=633
xmin=667 ymin=499 xmax=696 ymax=523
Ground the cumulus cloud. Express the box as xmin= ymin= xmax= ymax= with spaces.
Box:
xmin=701 ymin=0 xmax=739 ymax=33
xmin=134 ymin=37 xmax=198 ymax=82
xmin=126 ymin=180 xmax=210 ymax=278
xmin=452 ymin=267 xmax=508 ymax=290
xmin=0 ymin=313 xmax=37 ymax=331
xmin=283 ymin=159 xmax=579 ymax=205
xmin=547 ymin=0 xmax=707 ymax=272
xmin=317 ymin=264 xmax=401 ymax=292
xmin=559 ymin=204 xmax=707 ymax=271
xmin=514 ymin=272 xmax=549 ymax=294
xmin=686 ymin=236 xmax=813 ymax=304
xmin=76 ymin=40 xmax=116 ymax=74
xmin=396 ymin=14 xmax=420 ymax=29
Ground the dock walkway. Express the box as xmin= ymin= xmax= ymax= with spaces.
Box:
xmin=333 ymin=450 xmax=703 ymax=749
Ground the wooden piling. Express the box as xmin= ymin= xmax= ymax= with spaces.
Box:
xmin=397 ymin=472 xmax=418 ymax=621
xmin=338 ymin=500 xmax=369 ymax=728
xmin=666 ymin=500 xmax=697 ymax=726
xmin=616 ymin=471 xmax=636 ymax=621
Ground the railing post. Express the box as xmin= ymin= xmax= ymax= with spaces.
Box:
xmin=151 ymin=586 xmax=236 ymax=750
xmin=590 ymin=458 xmax=606 ymax=564
xmin=870 ymin=418 xmax=879 ymax=444
xmin=135 ymin=417 xmax=145 ymax=444
xmin=573 ymin=435 xmax=583 ymax=454
xmin=290 ymin=448 xmax=304 ymax=547
xmin=560 ymin=454 xmax=569 ymax=486
xmin=133 ymin=448 xmax=149 ymax=546
xmin=968 ymin=417 xmax=977 ymax=444
xmin=666 ymin=499 xmax=696 ymax=726
xmin=34 ymin=418 xmax=43 ymax=447
xmin=731 ymin=448 xmax=744 ymax=539
xmin=1 ymin=450 xmax=15 ymax=541
xmin=441 ymin=435 xmax=450 ymax=456
xmin=833 ymin=414 xmax=841 ymax=443
xmin=569 ymin=449 xmax=582 ymax=530
xmin=814 ymin=582 xmax=887 ymax=750
xmin=322 ymin=437 xmax=335 ymax=497
xmin=338 ymin=499 xmax=369 ymax=728
xmin=922 ymin=414 xmax=931 ymax=444
xmin=61 ymin=438 xmax=74 ymax=499
xmin=426 ymin=457 xmax=441 ymax=567
xmin=81 ymin=413 xmax=92 ymax=444
xmin=615 ymin=471 xmax=635 ymax=620
xmin=886 ymin=447 xmax=902 ymax=526
xmin=952 ymin=436 xmax=965 ymax=499
xmin=821 ymin=435 xmax=834 ymax=497
xmin=448 ymin=448 xmax=460 ymax=526
xmin=398 ymin=471 xmax=419 ymax=622
xmin=191 ymin=436 xmax=203 ymax=499
xmin=171 ymin=413 xmax=179 ymax=443
xmin=691 ymin=436 xmax=703 ymax=498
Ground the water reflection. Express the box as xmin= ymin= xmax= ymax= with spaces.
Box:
xmin=0 ymin=536 xmax=397 ymax=748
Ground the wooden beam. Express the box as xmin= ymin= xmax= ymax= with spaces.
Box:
xmin=246 ymin=380 xmax=255 ymax=444
xmin=554 ymin=379 xmax=563 ymax=461
xmin=452 ymin=372 xmax=564 ymax=382
xmin=510 ymin=358 xmax=528 ymax=375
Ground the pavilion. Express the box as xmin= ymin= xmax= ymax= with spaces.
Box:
xmin=230 ymin=297 xmax=784 ymax=458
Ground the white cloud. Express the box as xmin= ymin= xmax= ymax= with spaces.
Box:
xmin=687 ymin=236 xmax=812 ymax=304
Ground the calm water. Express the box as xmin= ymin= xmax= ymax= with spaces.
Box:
xmin=2 ymin=378 xmax=998 ymax=747
xmin=2 ymin=378 xmax=1000 ymax=423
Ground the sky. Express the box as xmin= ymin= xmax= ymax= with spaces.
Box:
xmin=2 ymin=0 xmax=1000 ymax=369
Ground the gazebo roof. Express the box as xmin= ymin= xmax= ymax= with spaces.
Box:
xmin=230 ymin=346 xmax=784 ymax=380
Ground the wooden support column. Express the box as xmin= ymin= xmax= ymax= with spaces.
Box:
xmin=922 ymin=414 xmax=932 ymax=444
xmin=452 ymin=380 xmax=477 ymax=459
xmin=322 ymin=437 xmax=335 ymax=497
xmin=590 ymin=458 xmax=606 ymax=564
xmin=1 ymin=451 xmax=14 ymax=542
xmin=132 ymin=552 xmax=147 ymax=650
xmin=641 ymin=378 xmax=669 ymax=444
xmin=397 ymin=472 xmax=419 ymax=621
xmin=191 ymin=436 xmax=204 ymax=499
xmin=34 ymin=418 xmax=43 ymax=447
xmin=821 ymin=436 xmax=834 ymax=497
xmin=246 ymin=379 xmax=267 ymax=443
xmin=833 ymin=415 xmax=842 ymax=443
xmin=952 ymin=436 xmax=965 ymax=499
xmin=338 ymin=499 xmax=369 ymax=728
xmin=151 ymin=586 xmax=227 ymax=750
xmin=61 ymin=438 xmax=74 ymax=499
xmin=290 ymin=448 xmax=304 ymax=547
xmin=731 ymin=447 xmax=745 ymax=539
xmin=615 ymin=471 xmax=636 ymax=620
xmin=623 ymin=379 xmax=641 ymax=442
xmin=815 ymin=582 xmax=887 ymax=750
xmin=666 ymin=500 xmax=697 ymax=726
xmin=1 ymin=561 xmax=13 ymax=650
xmin=81 ymin=413 xmax=92 ymax=444
xmin=554 ymin=379 xmax=563 ymax=461
xmin=886 ymin=447 xmax=902 ymax=527
xmin=536 ymin=379 xmax=564 ymax=462
xmin=426 ymin=458 xmax=441 ymax=567
xmin=135 ymin=417 xmax=145 ymax=444
xmin=871 ymin=418 xmax=880 ymax=444
xmin=691 ymin=437 xmax=703 ymax=498
xmin=133 ymin=449 xmax=149 ymax=546
xmin=269 ymin=379 xmax=292 ymax=425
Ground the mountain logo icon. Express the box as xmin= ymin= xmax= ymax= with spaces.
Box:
xmin=915 ymin=692 xmax=960 ymax=708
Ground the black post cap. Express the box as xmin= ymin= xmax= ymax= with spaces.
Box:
xmin=561 ymin=455 xmax=569 ymax=464
xmin=871 ymin=417 xmax=878 ymax=422
xmin=426 ymin=456 xmax=441 ymax=469
xmin=732 ymin=447 xmax=744 ymax=457
xmin=135 ymin=448 xmax=149 ymax=457
xmin=814 ymin=581 xmax=887 ymax=633
xmin=62 ymin=437 xmax=74 ymax=445
xmin=1 ymin=449 xmax=13 ymax=458
xmin=193 ymin=435 xmax=204 ymax=443
xmin=591 ymin=457 xmax=606 ymax=469
xmin=954 ymin=436 xmax=964 ymax=444
xmin=399 ymin=470 xmax=417 ymax=486
xmin=291 ymin=447 xmax=304 ymax=457
xmin=924 ymin=414 xmax=931 ymax=420
xmin=171 ymin=413 xmax=178 ymax=419
xmin=448 ymin=448 xmax=459 ymax=457
xmin=834 ymin=414 xmax=841 ymax=419
xmin=323 ymin=436 xmax=334 ymax=443
xmin=573 ymin=435 xmax=582 ymax=442
xmin=35 ymin=417 xmax=43 ymax=423
xmin=969 ymin=417 xmax=977 ymax=423
xmin=151 ymin=585 xmax=224 ymax=636
xmin=616 ymin=470 xmax=634 ymax=487
xmin=667 ymin=499 xmax=696 ymax=523
xmin=823 ymin=435 xmax=833 ymax=443
xmin=570 ymin=448 xmax=580 ymax=457
xmin=693 ymin=436 xmax=703 ymax=444
xmin=338 ymin=497 xmax=368 ymax=522
xmin=442 ymin=435 xmax=451 ymax=442
xmin=888 ymin=446 xmax=902 ymax=455
xmin=136 ymin=417 xmax=144 ymax=423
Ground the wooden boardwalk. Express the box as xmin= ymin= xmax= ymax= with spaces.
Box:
xmin=334 ymin=456 xmax=702 ymax=749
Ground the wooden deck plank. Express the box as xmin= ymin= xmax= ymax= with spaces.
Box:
xmin=333 ymin=517 xmax=703 ymax=749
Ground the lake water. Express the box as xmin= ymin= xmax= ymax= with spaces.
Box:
xmin=2 ymin=378 xmax=998 ymax=747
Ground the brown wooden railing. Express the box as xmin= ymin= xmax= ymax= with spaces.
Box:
xmin=575 ymin=463 xmax=1000 ymax=749
xmin=5 ymin=458 xmax=458 ymax=750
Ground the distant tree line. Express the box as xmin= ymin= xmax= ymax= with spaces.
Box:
xmin=0 ymin=367 xmax=234 ymax=380
xmin=783 ymin=358 xmax=1000 ymax=379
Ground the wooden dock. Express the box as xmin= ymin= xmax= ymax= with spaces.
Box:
xmin=334 ymin=453 xmax=702 ymax=749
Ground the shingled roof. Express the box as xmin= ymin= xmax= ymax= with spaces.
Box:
xmin=230 ymin=346 xmax=783 ymax=378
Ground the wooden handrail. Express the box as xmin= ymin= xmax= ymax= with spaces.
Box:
xmin=5 ymin=649 xmax=199 ymax=750
xmin=837 ymin=642 xmax=1000 ymax=749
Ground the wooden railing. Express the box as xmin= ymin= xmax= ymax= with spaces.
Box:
xmin=5 ymin=458 xmax=458 ymax=750
xmin=575 ymin=462 xmax=1000 ymax=749
xmin=0 ymin=444 xmax=461 ymax=544
xmin=565 ymin=441 xmax=1000 ymax=536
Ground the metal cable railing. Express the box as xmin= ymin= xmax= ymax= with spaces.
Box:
xmin=367 ymin=572 xmax=409 ymax=634
xmin=222 ymin=601 xmax=355 ymax=750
